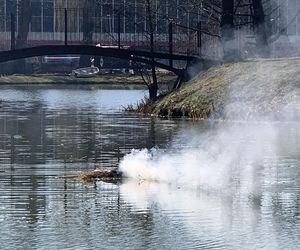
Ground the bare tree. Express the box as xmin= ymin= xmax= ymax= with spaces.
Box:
xmin=15 ymin=0 xmax=31 ymax=73
xmin=16 ymin=0 xmax=31 ymax=49
xmin=82 ymin=0 xmax=95 ymax=45
xmin=220 ymin=0 xmax=241 ymax=61
xmin=145 ymin=0 xmax=158 ymax=101
xmin=251 ymin=0 xmax=270 ymax=57
xmin=80 ymin=0 xmax=95 ymax=67
xmin=266 ymin=0 xmax=300 ymax=45
xmin=193 ymin=1 xmax=272 ymax=59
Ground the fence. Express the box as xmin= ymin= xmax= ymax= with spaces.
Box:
xmin=0 ymin=7 xmax=222 ymax=60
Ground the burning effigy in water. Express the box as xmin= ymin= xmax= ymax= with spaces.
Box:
xmin=59 ymin=167 xmax=123 ymax=183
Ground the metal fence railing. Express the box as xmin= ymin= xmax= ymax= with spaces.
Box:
xmin=0 ymin=7 xmax=222 ymax=60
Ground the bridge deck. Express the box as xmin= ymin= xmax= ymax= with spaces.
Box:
xmin=0 ymin=45 xmax=196 ymax=75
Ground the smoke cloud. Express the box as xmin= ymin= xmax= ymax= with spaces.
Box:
xmin=119 ymin=19 xmax=300 ymax=191
xmin=119 ymin=121 xmax=278 ymax=193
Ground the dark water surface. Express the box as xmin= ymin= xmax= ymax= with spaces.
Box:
xmin=0 ymin=86 xmax=299 ymax=250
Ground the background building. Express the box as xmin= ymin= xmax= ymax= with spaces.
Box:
xmin=0 ymin=1 xmax=213 ymax=53
xmin=0 ymin=0 xmax=299 ymax=58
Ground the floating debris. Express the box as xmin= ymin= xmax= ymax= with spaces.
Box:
xmin=58 ymin=167 xmax=123 ymax=183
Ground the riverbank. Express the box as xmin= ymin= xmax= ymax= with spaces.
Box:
xmin=0 ymin=73 xmax=176 ymax=89
xmin=148 ymin=57 xmax=300 ymax=120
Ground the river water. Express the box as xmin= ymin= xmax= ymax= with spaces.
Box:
xmin=0 ymin=85 xmax=299 ymax=250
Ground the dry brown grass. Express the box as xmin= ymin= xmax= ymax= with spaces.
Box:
xmin=123 ymin=97 xmax=155 ymax=114
xmin=152 ymin=58 xmax=300 ymax=120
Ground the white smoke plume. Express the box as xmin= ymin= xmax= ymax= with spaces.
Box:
xmin=118 ymin=2 xmax=300 ymax=189
xmin=119 ymin=121 xmax=278 ymax=192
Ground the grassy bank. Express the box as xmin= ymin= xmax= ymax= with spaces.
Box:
xmin=0 ymin=74 xmax=176 ymax=89
xmin=148 ymin=58 xmax=300 ymax=120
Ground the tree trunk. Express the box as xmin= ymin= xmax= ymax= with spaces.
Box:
xmin=252 ymin=0 xmax=270 ymax=57
xmin=220 ymin=0 xmax=239 ymax=62
xmin=82 ymin=0 xmax=94 ymax=45
xmin=80 ymin=0 xmax=95 ymax=67
xmin=148 ymin=81 xmax=158 ymax=101
xmin=16 ymin=0 xmax=31 ymax=49
xmin=15 ymin=0 xmax=31 ymax=73
xmin=146 ymin=0 xmax=158 ymax=101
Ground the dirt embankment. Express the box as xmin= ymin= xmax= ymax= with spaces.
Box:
xmin=153 ymin=58 xmax=300 ymax=120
